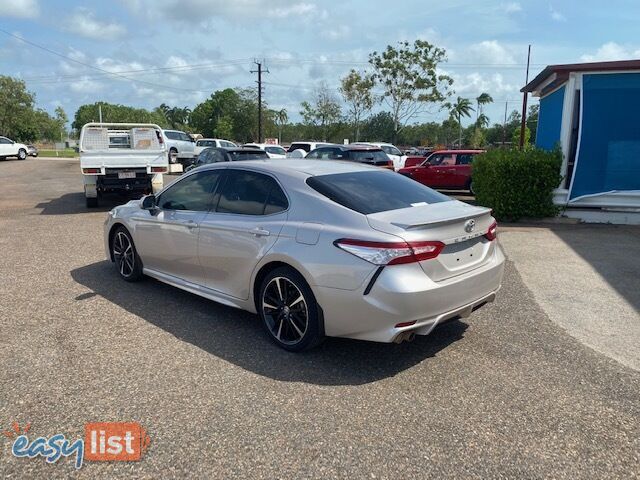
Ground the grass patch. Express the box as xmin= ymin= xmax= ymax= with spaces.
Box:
xmin=38 ymin=149 xmax=77 ymax=158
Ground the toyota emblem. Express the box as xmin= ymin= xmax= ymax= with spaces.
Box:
xmin=464 ymin=219 xmax=476 ymax=233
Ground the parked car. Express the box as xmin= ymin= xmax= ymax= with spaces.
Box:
xmin=105 ymin=160 xmax=504 ymax=351
xmin=27 ymin=145 xmax=38 ymax=157
xmin=194 ymin=138 xmax=237 ymax=156
xmin=185 ymin=147 xmax=269 ymax=171
xmin=306 ymin=144 xmax=394 ymax=169
xmin=351 ymin=142 xmax=407 ymax=170
xmin=244 ymin=143 xmax=287 ymax=159
xmin=160 ymin=129 xmax=196 ymax=165
xmin=398 ymin=150 xmax=485 ymax=193
xmin=286 ymin=141 xmax=330 ymax=156
xmin=0 ymin=136 xmax=29 ymax=160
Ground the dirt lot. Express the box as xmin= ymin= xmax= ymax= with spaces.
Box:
xmin=1 ymin=158 xmax=638 ymax=479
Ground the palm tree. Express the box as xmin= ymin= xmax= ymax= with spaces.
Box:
xmin=274 ymin=108 xmax=288 ymax=144
xmin=475 ymin=92 xmax=493 ymax=122
xmin=475 ymin=113 xmax=490 ymax=129
xmin=447 ymin=97 xmax=474 ymax=147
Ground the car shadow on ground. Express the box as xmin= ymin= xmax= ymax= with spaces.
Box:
xmin=71 ymin=261 xmax=468 ymax=386
xmin=36 ymin=192 xmax=137 ymax=215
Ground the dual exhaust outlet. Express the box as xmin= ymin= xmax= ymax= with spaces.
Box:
xmin=394 ymin=331 xmax=416 ymax=344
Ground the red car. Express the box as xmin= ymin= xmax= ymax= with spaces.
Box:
xmin=398 ymin=149 xmax=485 ymax=193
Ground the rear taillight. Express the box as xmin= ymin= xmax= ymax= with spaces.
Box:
xmin=82 ymin=168 xmax=100 ymax=174
xmin=485 ymin=221 xmax=497 ymax=241
xmin=151 ymin=166 xmax=167 ymax=173
xmin=387 ymin=160 xmax=394 ymax=169
xmin=156 ymin=130 xmax=164 ymax=144
xmin=334 ymin=238 xmax=444 ymax=265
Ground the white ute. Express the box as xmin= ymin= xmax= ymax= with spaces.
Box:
xmin=79 ymin=123 xmax=169 ymax=208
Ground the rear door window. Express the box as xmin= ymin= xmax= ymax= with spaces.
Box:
xmin=289 ymin=143 xmax=310 ymax=153
xmin=216 ymin=170 xmax=288 ymax=215
xmin=307 ymin=170 xmax=450 ymax=214
xmin=456 ymin=154 xmax=475 ymax=165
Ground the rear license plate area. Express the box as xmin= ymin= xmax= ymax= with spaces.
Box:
xmin=118 ymin=172 xmax=136 ymax=179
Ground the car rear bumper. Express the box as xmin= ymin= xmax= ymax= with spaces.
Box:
xmin=314 ymin=244 xmax=505 ymax=343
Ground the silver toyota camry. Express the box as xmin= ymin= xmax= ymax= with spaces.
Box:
xmin=104 ymin=160 xmax=505 ymax=351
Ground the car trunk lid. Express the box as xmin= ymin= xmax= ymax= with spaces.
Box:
xmin=366 ymin=200 xmax=495 ymax=281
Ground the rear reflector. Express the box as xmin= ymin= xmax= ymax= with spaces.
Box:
xmin=485 ymin=221 xmax=498 ymax=241
xmin=82 ymin=168 xmax=100 ymax=174
xmin=334 ymin=238 xmax=444 ymax=265
xmin=151 ymin=167 xmax=167 ymax=173
xmin=395 ymin=320 xmax=417 ymax=328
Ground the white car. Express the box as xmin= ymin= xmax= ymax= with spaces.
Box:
xmin=286 ymin=141 xmax=330 ymax=157
xmin=161 ymin=129 xmax=196 ymax=164
xmin=194 ymin=138 xmax=237 ymax=156
xmin=0 ymin=136 xmax=29 ymax=160
xmin=352 ymin=142 xmax=407 ymax=171
xmin=244 ymin=143 xmax=287 ymax=159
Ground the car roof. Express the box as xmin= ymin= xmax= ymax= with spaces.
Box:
xmin=196 ymin=159 xmax=377 ymax=177
xmin=431 ymin=149 xmax=485 ymax=154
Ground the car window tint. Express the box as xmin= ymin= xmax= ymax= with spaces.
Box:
xmin=306 ymin=149 xmax=320 ymax=159
xmin=165 ymin=131 xmax=176 ymax=140
xmin=217 ymin=171 xmax=286 ymax=215
xmin=222 ymin=141 xmax=235 ymax=147
xmin=440 ymin=155 xmax=455 ymax=165
xmin=0 ymin=137 xmax=10 ymax=144
xmin=289 ymin=143 xmax=310 ymax=153
xmin=265 ymin=146 xmax=285 ymax=155
xmin=158 ymin=170 xmax=221 ymax=211
xmin=307 ymin=170 xmax=451 ymax=215
xmin=457 ymin=154 xmax=475 ymax=165
xmin=227 ymin=150 xmax=269 ymax=161
xmin=350 ymin=150 xmax=388 ymax=162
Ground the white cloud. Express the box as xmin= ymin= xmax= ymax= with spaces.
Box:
xmin=549 ymin=4 xmax=566 ymax=22
xmin=66 ymin=8 xmax=127 ymax=41
xmin=464 ymin=40 xmax=517 ymax=65
xmin=70 ymin=76 xmax=103 ymax=94
xmin=123 ymin=0 xmax=322 ymax=22
xmin=321 ymin=25 xmax=350 ymax=41
xmin=503 ymin=2 xmax=522 ymax=13
xmin=581 ymin=42 xmax=640 ymax=62
xmin=0 ymin=0 xmax=39 ymax=18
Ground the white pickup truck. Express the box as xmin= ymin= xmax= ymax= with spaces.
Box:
xmin=79 ymin=123 xmax=170 ymax=208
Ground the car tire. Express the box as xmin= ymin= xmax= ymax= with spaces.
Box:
xmin=468 ymin=179 xmax=475 ymax=195
xmin=258 ymin=266 xmax=324 ymax=351
xmin=111 ymin=226 xmax=144 ymax=282
xmin=17 ymin=149 xmax=26 ymax=160
xmin=169 ymin=148 xmax=178 ymax=164
xmin=86 ymin=197 xmax=98 ymax=208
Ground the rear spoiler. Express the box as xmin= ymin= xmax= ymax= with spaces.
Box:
xmin=367 ymin=202 xmax=492 ymax=230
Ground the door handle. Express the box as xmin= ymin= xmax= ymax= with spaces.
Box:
xmin=184 ymin=220 xmax=198 ymax=229
xmin=251 ymin=227 xmax=270 ymax=237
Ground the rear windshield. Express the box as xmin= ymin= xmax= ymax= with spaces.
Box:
xmin=306 ymin=171 xmax=451 ymax=214
xmin=349 ymin=150 xmax=389 ymax=163
xmin=197 ymin=140 xmax=216 ymax=147
xmin=288 ymin=143 xmax=310 ymax=153
xmin=228 ymin=150 xmax=269 ymax=161
xmin=266 ymin=146 xmax=286 ymax=155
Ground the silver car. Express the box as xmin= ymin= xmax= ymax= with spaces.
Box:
xmin=104 ymin=160 xmax=505 ymax=351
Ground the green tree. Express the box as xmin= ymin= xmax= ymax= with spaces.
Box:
xmin=273 ymin=108 xmax=288 ymax=144
xmin=447 ymin=97 xmax=474 ymax=147
xmin=513 ymin=125 xmax=531 ymax=147
xmin=368 ymin=39 xmax=452 ymax=141
xmin=300 ymin=82 xmax=342 ymax=141
xmin=361 ymin=111 xmax=395 ymax=142
xmin=339 ymin=69 xmax=376 ymax=142
xmin=0 ymin=76 xmax=35 ymax=140
xmin=475 ymin=92 xmax=493 ymax=122
xmin=72 ymin=102 xmax=167 ymax=131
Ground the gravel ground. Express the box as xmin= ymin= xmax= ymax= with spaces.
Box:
xmin=0 ymin=158 xmax=638 ymax=479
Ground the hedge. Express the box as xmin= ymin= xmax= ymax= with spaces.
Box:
xmin=472 ymin=148 xmax=563 ymax=221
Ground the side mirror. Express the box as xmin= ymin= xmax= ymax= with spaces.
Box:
xmin=141 ymin=194 xmax=157 ymax=210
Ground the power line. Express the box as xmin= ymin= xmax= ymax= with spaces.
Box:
xmin=0 ymin=28 xmax=211 ymax=93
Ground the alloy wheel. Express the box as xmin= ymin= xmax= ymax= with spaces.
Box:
xmin=113 ymin=231 xmax=135 ymax=278
xmin=262 ymin=277 xmax=309 ymax=345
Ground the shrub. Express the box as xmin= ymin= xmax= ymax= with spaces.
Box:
xmin=472 ymin=147 xmax=562 ymax=221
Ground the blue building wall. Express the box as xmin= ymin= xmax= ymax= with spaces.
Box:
xmin=535 ymin=85 xmax=565 ymax=150
xmin=570 ymin=73 xmax=640 ymax=199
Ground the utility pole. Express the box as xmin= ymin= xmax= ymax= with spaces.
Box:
xmin=251 ymin=60 xmax=269 ymax=142
xmin=98 ymin=104 xmax=103 ymax=123
xmin=519 ymin=44 xmax=532 ymax=149
xmin=502 ymin=101 xmax=508 ymax=146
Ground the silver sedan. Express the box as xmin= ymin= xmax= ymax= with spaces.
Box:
xmin=104 ymin=160 xmax=505 ymax=351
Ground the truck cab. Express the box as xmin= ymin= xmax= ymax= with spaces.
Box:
xmin=79 ymin=123 xmax=169 ymax=208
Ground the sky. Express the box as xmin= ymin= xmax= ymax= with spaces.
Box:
xmin=1 ymin=0 xmax=640 ymax=129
